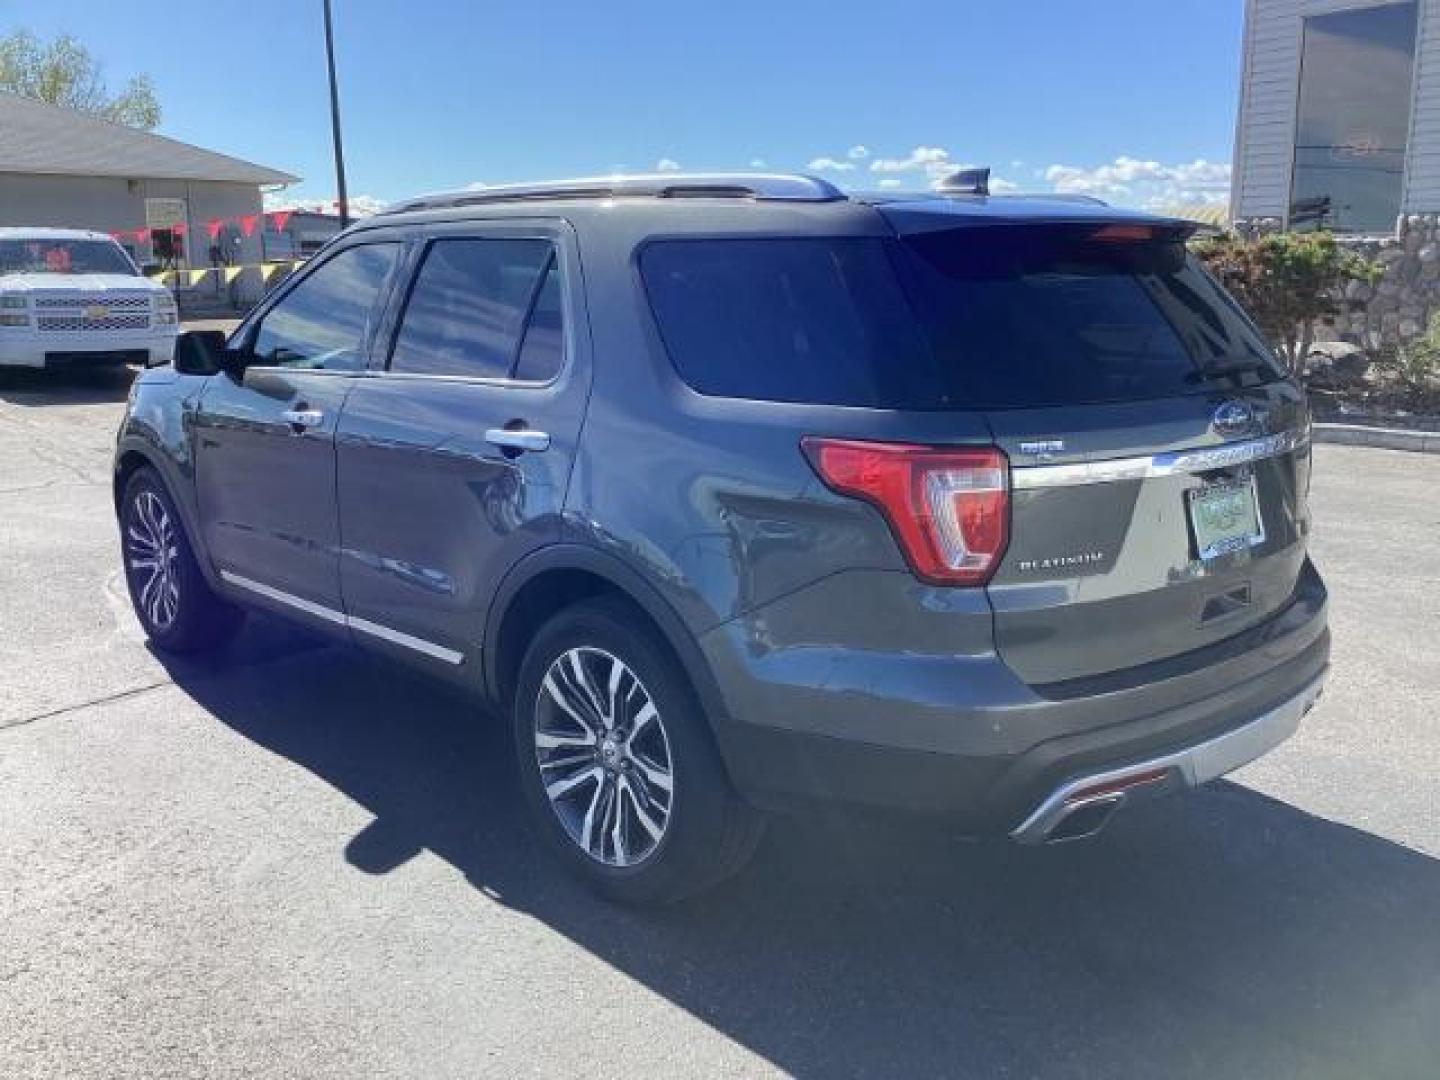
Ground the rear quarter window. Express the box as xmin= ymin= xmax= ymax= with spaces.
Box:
xmin=640 ymin=238 xmax=937 ymax=407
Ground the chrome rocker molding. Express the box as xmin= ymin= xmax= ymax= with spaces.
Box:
xmin=1011 ymin=671 xmax=1326 ymax=844
xmin=219 ymin=570 xmax=465 ymax=665
xmin=1011 ymin=429 xmax=1310 ymax=490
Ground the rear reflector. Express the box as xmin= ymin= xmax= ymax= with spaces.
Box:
xmin=802 ymin=438 xmax=1009 ymax=586
xmin=1065 ymin=767 xmax=1171 ymax=804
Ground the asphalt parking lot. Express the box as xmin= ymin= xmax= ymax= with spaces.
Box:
xmin=2 ymin=366 xmax=1438 ymax=1080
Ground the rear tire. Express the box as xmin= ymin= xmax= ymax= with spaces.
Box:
xmin=119 ymin=467 xmax=242 ymax=654
xmin=513 ymin=596 xmax=764 ymax=904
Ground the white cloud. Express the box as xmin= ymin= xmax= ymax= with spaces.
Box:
xmin=348 ymin=195 xmax=389 ymax=216
xmin=749 ymin=158 xmax=767 ymax=169
xmin=847 ymin=145 xmax=869 ymax=160
xmin=870 ymin=146 xmax=954 ymax=179
xmin=655 ymin=158 xmax=682 ymax=172
xmin=866 ymin=146 xmax=1013 ymax=191
xmin=808 ymin=157 xmax=855 ymax=172
xmin=264 ymin=192 xmax=387 ymax=217
xmin=855 ymin=147 xmax=1020 ymax=193
xmin=1042 ymin=156 xmax=1232 ymax=207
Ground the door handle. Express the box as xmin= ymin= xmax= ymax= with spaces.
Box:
xmin=484 ymin=428 xmax=551 ymax=453
xmin=281 ymin=407 xmax=324 ymax=431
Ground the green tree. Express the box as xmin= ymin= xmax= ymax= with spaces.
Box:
xmin=0 ymin=30 xmax=160 ymax=129
xmin=1191 ymin=230 xmax=1379 ymax=372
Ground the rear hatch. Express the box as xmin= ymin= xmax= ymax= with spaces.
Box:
xmin=890 ymin=214 xmax=1313 ymax=685
xmin=640 ymin=210 xmax=1314 ymax=689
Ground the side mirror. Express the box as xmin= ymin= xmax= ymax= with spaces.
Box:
xmin=173 ymin=329 xmax=244 ymax=377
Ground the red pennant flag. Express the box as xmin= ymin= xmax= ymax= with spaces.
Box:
xmin=172 ymin=222 xmax=188 ymax=237
xmin=134 ymin=228 xmax=151 ymax=243
xmin=268 ymin=210 xmax=293 ymax=234
xmin=205 ymin=219 xmax=225 ymax=241
xmin=239 ymin=214 xmax=259 ymax=237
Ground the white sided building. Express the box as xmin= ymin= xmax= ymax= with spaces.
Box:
xmin=1233 ymin=0 xmax=1436 ymax=234
xmin=0 ymin=92 xmax=298 ymax=289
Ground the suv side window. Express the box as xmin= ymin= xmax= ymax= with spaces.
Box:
xmin=251 ymin=243 xmax=400 ymax=371
xmin=389 ymin=238 xmax=558 ymax=380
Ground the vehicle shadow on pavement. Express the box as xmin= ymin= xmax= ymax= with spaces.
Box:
xmin=158 ymin=624 xmax=1440 ymax=1080
xmin=0 ymin=364 xmax=136 ymax=406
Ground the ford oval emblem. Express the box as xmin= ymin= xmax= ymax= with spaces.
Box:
xmin=1212 ymin=400 xmax=1256 ymax=437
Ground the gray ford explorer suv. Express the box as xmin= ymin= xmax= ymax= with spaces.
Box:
xmin=114 ymin=173 xmax=1329 ymax=903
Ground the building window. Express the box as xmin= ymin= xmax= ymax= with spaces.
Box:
xmin=1291 ymin=2 xmax=1418 ymax=233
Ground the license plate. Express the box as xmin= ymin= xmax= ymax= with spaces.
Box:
xmin=1188 ymin=478 xmax=1264 ymax=560
xmin=85 ymin=305 xmax=109 ymax=319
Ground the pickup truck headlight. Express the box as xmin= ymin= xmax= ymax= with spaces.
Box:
xmin=152 ymin=294 xmax=178 ymax=326
xmin=0 ymin=313 xmax=29 ymax=326
xmin=0 ymin=295 xmax=27 ymax=310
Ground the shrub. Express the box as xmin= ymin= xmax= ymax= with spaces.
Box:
xmin=1374 ymin=312 xmax=1440 ymax=411
xmin=1191 ymin=231 xmax=1379 ymax=373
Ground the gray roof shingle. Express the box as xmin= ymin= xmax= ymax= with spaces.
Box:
xmin=0 ymin=92 xmax=298 ymax=186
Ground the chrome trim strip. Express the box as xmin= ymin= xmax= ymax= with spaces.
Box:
xmin=219 ymin=570 xmax=465 ymax=665
xmin=220 ymin=570 xmax=346 ymax=626
xmin=1010 ymin=671 xmax=1324 ymax=844
xmin=347 ymin=614 xmax=465 ymax=664
xmin=1011 ymin=429 xmax=1309 ymax=490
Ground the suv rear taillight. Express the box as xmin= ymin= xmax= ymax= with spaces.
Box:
xmin=802 ymin=438 xmax=1009 ymax=586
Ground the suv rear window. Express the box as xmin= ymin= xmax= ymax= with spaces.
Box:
xmin=640 ymin=229 xmax=1283 ymax=410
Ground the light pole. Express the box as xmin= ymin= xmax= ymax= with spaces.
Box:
xmin=322 ymin=0 xmax=350 ymax=228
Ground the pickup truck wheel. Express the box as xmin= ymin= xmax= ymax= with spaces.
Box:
xmin=120 ymin=467 xmax=242 ymax=654
xmin=513 ymin=596 xmax=764 ymax=904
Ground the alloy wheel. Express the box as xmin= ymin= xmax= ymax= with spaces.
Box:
xmin=125 ymin=489 xmax=180 ymax=631
xmin=533 ymin=646 xmax=675 ymax=867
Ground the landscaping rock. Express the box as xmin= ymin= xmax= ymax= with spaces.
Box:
xmin=1306 ymin=341 xmax=1373 ymax=390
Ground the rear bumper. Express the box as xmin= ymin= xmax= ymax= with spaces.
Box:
xmin=1009 ymin=670 xmax=1323 ymax=842
xmin=703 ymin=559 xmax=1329 ymax=835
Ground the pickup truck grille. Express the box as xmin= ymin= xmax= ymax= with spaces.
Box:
xmin=33 ymin=294 xmax=152 ymax=311
xmin=37 ymin=313 xmax=151 ymax=332
xmin=31 ymin=293 xmax=154 ymax=333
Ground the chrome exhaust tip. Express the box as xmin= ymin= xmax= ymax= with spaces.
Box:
xmin=1042 ymin=793 xmax=1127 ymax=843
xmin=1013 ymin=766 xmax=1172 ymax=845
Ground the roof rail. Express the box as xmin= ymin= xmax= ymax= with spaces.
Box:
xmin=381 ymin=173 xmax=846 ymax=214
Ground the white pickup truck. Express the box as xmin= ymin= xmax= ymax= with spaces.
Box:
xmin=0 ymin=227 xmax=180 ymax=370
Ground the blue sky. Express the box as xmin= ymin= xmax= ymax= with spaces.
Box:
xmin=6 ymin=0 xmax=1244 ymax=212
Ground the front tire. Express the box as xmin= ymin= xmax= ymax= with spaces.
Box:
xmin=120 ymin=467 xmax=242 ymax=654
xmin=513 ymin=597 xmax=764 ymax=904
